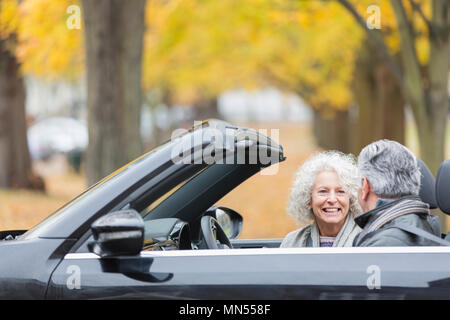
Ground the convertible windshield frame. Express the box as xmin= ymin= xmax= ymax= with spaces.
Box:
xmin=18 ymin=120 xmax=286 ymax=241
xmin=19 ymin=139 xmax=175 ymax=240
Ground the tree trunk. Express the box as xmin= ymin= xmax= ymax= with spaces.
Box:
xmin=314 ymin=39 xmax=405 ymax=156
xmin=82 ymin=0 xmax=146 ymax=186
xmin=193 ymin=98 xmax=221 ymax=122
xmin=313 ymin=109 xmax=333 ymax=151
xmin=421 ymin=0 xmax=450 ymax=176
xmin=312 ymin=108 xmax=352 ymax=154
xmin=352 ymin=43 xmax=382 ymax=153
xmin=375 ymin=62 xmax=405 ymax=145
xmin=352 ymin=39 xmax=405 ymax=154
xmin=0 ymin=38 xmax=44 ymax=190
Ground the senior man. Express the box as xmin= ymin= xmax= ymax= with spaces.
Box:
xmin=353 ymin=139 xmax=442 ymax=247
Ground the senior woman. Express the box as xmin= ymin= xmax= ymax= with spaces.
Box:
xmin=281 ymin=151 xmax=362 ymax=247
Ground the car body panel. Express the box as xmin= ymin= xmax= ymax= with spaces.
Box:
xmin=47 ymin=247 xmax=450 ymax=299
xmin=0 ymin=237 xmax=76 ymax=299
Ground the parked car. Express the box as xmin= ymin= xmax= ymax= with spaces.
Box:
xmin=1 ymin=120 xmax=450 ymax=300
xmin=27 ymin=117 xmax=88 ymax=161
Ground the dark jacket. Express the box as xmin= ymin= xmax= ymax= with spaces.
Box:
xmin=353 ymin=195 xmax=441 ymax=247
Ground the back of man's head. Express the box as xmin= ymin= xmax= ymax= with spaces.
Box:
xmin=358 ymin=139 xmax=421 ymax=198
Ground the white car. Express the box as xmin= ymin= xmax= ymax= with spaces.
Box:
xmin=27 ymin=117 xmax=88 ymax=160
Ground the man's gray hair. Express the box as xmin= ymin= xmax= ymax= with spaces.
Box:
xmin=357 ymin=139 xmax=421 ymax=198
xmin=286 ymin=150 xmax=362 ymax=225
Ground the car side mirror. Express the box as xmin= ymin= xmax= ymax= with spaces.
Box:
xmin=88 ymin=209 xmax=144 ymax=258
xmin=210 ymin=206 xmax=243 ymax=239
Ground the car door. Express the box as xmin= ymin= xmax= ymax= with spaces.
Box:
xmin=47 ymin=252 xmax=175 ymax=299
xmin=47 ymin=246 xmax=450 ymax=299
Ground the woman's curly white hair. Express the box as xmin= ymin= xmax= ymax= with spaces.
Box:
xmin=286 ymin=150 xmax=362 ymax=225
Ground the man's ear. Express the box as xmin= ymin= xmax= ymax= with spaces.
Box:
xmin=361 ymin=177 xmax=371 ymax=201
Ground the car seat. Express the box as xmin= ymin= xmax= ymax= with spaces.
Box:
xmin=436 ymin=160 xmax=450 ymax=240
xmin=417 ymin=158 xmax=441 ymax=236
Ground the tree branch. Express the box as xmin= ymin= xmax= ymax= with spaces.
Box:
xmin=408 ymin=0 xmax=433 ymax=33
xmin=336 ymin=0 xmax=403 ymax=85
xmin=390 ymin=0 xmax=428 ymax=118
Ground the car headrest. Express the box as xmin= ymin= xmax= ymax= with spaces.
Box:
xmin=436 ymin=160 xmax=450 ymax=214
xmin=417 ymin=158 xmax=437 ymax=209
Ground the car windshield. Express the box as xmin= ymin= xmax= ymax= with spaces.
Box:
xmin=139 ymin=167 xmax=208 ymax=218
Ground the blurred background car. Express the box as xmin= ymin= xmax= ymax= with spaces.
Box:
xmin=27 ymin=117 xmax=88 ymax=171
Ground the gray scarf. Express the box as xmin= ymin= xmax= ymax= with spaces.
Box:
xmin=280 ymin=213 xmax=361 ymax=248
xmin=357 ymin=198 xmax=429 ymax=241
xmin=309 ymin=213 xmax=361 ymax=247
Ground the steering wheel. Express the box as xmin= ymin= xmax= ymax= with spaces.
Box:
xmin=200 ymin=215 xmax=232 ymax=249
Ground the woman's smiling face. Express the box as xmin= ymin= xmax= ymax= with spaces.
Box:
xmin=310 ymin=170 xmax=350 ymax=235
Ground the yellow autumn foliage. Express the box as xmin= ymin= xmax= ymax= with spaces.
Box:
xmin=349 ymin=0 xmax=430 ymax=65
xmin=0 ymin=0 xmax=19 ymax=40
xmin=0 ymin=0 xmax=84 ymax=80
xmin=143 ymin=0 xmax=364 ymax=111
xmin=0 ymin=0 xmax=432 ymax=114
xmin=17 ymin=0 xmax=84 ymax=80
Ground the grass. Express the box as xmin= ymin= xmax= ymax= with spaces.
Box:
xmin=1 ymin=120 xmax=449 ymax=237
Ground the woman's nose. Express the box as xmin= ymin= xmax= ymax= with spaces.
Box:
xmin=327 ymin=192 xmax=337 ymax=202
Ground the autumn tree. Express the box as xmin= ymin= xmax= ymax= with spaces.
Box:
xmin=13 ymin=0 xmax=146 ymax=186
xmin=143 ymin=0 xmax=427 ymax=158
xmin=351 ymin=38 xmax=405 ymax=153
xmin=142 ymin=0 xmax=383 ymax=153
xmin=256 ymin=1 xmax=407 ymax=155
xmin=18 ymin=0 xmax=84 ymax=80
xmin=142 ymin=0 xmax=296 ymax=122
xmin=0 ymin=0 xmax=43 ymax=190
xmin=338 ymin=0 xmax=449 ymax=174
xmin=1 ymin=0 xmax=84 ymax=189
xmin=337 ymin=0 xmax=449 ymax=229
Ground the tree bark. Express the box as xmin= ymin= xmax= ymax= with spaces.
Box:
xmin=353 ymin=39 xmax=405 ymax=154
xmin=312 ymin=108 xmax=352 ymax=154
xmin=313 ymin=39 xmax=405 ymax=156
xmin=374 ymin=62 xmax=405 ymax=145
xmin=353 ymin=43 xmax=383 ymax=152
xmin=193 ymin=98 xmax=220 ymax=121
xmin=0 ymin=38 xmax=44 ymax=190
xmin=421 ymin=0 xmax=450 ymax=175
xmin=82 ymin=0 xmax=146 ymax=186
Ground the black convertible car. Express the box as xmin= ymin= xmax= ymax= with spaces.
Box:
xmin=1 ymin=120 xmax=450 ymax=300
